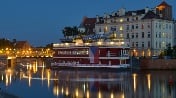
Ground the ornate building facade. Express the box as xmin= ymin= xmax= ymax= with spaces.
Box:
xmin=94 ymin=1 xmax=174 ymax=57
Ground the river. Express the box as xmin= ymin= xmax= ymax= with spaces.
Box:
xmin=0 ymin=58 xmax=176 ymax=98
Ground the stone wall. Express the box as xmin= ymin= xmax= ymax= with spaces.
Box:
xmin=140 ymin=59 xmax=176 ymax=69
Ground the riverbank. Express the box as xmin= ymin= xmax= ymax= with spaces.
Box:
xmin=139 ymin=58 xmax=176 ymax=70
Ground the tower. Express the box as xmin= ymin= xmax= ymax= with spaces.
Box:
xmin=156 ymin=1 xmax=172 ymax=20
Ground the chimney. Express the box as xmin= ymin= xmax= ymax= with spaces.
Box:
xmin=112 ymin=11 xmax=115 ymax=16
xmin=96 ymin=15 xmax=99 ymax=23
xmin=119 ymin=8 xmax=126 ymax=16
xmin=104 ymin=13 xmax=107 ymax=18
xmin=132 ymin=12 xmax=136 ymax=16
xmin=145 ymin=6 xmax=149 ymax=13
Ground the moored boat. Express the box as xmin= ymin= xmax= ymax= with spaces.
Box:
xmin=51 ymin=31 xmax=131 ymax=70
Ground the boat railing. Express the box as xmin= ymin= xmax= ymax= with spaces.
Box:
xmin=53 ymin=41 xmax=129 ymax=48
xmin=51 ymin=62 xmax=131 ymax=67
xmin=51 ymin=62 xmax=115 ymax=66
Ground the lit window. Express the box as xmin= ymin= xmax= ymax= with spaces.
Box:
xmin=120 ymin=34 xmax=123 ymax=37
xmin=120 ymin=26 xmax=123 ymax=31
xmin=120 ymin=19 xmax=123 ymax=22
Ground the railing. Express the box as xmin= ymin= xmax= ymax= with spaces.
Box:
xmin=53 ymin=41 xmax=129 ymax=48
xmin=0 ymin=49 xmax=54 ymax=58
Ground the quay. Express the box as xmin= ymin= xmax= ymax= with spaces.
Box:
xmin=140 ymin=58 xmax=176 ymax=70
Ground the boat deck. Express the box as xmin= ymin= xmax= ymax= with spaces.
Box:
xmin=50 ymin=63 xmax=131 ymax=71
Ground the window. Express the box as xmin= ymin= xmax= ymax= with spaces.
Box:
xmin=155 ymin=23 xmax=158 ymax=28
xmin=126 ymin=25 xmax=129 ymax=30
xmin=136 ymin=42 xmax=138 ymax=47
xmin=156 ymin=41 xmax=158 ymax=48
xmin=159 ymin=42 xmax=161 ymax=48
xmin=132 ymin=18 xmax=134 ymax=21
xmin=127 ymin=33 xmax=129 ymax=38
xmin=99 ymin=28 xmax=101 ymax=32
xmin=148 ymin=41 xmax=150 ymax=48
xmin=148 ymin=32 xmax=150 ymax=38
xmin=162 ymin=24 xmax=165 ymax=29
xmin=166 ymin=24 xmax=168 ymax=29
xmin=111 ymin=20 xmax=113 ymax=23
xmin=136 ymin=33 xmax=138 ymax=38
xmin=159 ymin=23 xmax=161 ymax=29
xmin=120 ymin=19 xmax=123 ymax=22
xmin=104 ymin=26 xmax=108 ymax=32
xmin=156 ymin=32 xmax=157 ymax=38
xmin=120 ymin=34 xmax=123 ymax=37
xmin=141 ymin=24 xmax=144 ymax=29
xmin=169 ymin=24 xmax=172 ymax=30
xmin=132 ymin=33 xmax=134 ymax=39
xmin=159 ymin=32 xmax=161 ymax=38
xmin=142 ymin=32 xmax=144 ymax=38
xmin=132 ymin=42 xmax=134 ymax=47
xmin=148 ymin=24 xmax=150 ymax=28
xmin=132 ymin=25 xmax=134 ymax=29
xmin=142 ymin=42 xmax=144 ymax=48
xmin=136 ymin=24 xmax=138 ymax=29
xmin=136 ymin=17 xmax=138 ymax=20
xmin=120 ymin=26 xmax=123 ymax=30
xmin=127 ymin=18 xmax=129 ymax=21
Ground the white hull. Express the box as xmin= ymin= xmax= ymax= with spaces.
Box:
xmin=51 ymin=63 xmax=130 ymax=69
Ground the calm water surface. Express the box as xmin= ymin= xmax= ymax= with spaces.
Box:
xmin=0 ymin=59 xmax=176 ymax=98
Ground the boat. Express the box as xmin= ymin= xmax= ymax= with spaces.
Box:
xmin=51 ymin=31 xmax=131 ymax=70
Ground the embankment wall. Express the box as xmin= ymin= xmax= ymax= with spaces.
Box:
xmin=140 ymin=59 xmax=176 ymax=69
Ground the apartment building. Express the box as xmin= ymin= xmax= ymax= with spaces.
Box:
xmin=94 ymin=1 xmax=174 ymax=57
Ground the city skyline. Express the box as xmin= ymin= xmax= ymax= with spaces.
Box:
xmin=0 ymin=0 xmax=175 ymax=46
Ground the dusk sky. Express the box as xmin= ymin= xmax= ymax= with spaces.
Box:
xmin=0 ymin=0 xmax=175 ymax=46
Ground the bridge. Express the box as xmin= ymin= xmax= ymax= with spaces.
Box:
xmin=0 ymin=48 xmax=54 ymax=58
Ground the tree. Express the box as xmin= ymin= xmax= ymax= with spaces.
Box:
xmin=45 ymin=43 xmax=53 ymax=49
xmin=165 ymin=43 xmax=173 ymax=56
xmin=62 ymin=26 xmax=73 ymax=37
xmin=0 ymin=38 xmax=13 ymax=49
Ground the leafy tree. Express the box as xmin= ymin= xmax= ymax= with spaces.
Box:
xmin=62 ymin=26 xmax=81 ymax=37
xmin=62 ymin=27 xmax=73 ymax=37
xmin=164 ymin=43 xmax=172 ymax=56
xmin=0 ymin=38 xmax=13 ymax=49
xmin=45 ymin=43 xmax=53 ymax=49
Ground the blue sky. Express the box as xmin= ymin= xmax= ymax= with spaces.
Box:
xmin=0 ymin=0 xmax=175 ymax=46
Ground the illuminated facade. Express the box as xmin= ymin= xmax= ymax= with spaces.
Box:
xmin=94 ymin=1 xmax=174 ymax=57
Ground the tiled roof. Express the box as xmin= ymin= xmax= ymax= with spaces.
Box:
xmin=15 ymin=41 xmax=31 ymax=49
xmin=79 ymin=17 xmax=96 ymax=34
xmin=83 ymin=17 xmax=96 ymax=25
xmin=79 ymin=17 xmax=96 ymax=27
xmin=157 ymin=1 xmax=171 ymax=7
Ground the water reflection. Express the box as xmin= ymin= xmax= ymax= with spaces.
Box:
xmin=51 ymin=71 xmax=131 ymax=98
xmin=0 ymin=59 xmax=176 ymax=98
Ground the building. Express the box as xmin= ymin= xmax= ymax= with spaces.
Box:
xmin=174 ymin=20 xmax=176 ymax=46
xmin=78 ymin=16 xmax=96 ymax=35
xmin=94 ymin=1 xmax=174 ymax=57
xmin=14 ymin=41 xmax=31 ymax=50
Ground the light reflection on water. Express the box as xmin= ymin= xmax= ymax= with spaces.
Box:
xmin=0 ymin=59 xmax=176 ymax=98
